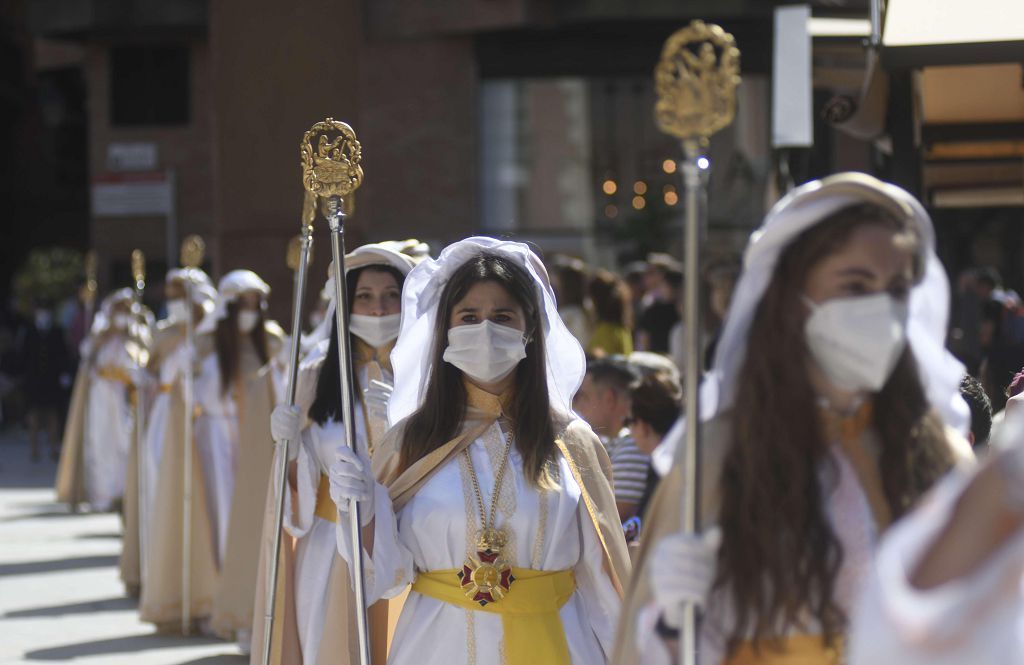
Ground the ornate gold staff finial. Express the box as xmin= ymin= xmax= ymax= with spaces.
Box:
xmin=180 ymin=235 xmax=206 ymax=269
xmin=131 ymin=249 xmax=146 ymax=285
xmin=83 ymin=250 xmax=99 ymax=304
xmin=300 ymin=118 xmax=364 ymax=199
xmin=654 ymin=20 xmax=741 ymax=145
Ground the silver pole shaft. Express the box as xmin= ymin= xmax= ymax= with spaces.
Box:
xmin=870 ymin=0 xmax=882 ymax=47
xmin=327 ymin=197 xmax=372 ymax=665
xmin=679 ymin=140 xmax=704 ymax=665
xmin=134 ymin=287 xmax=149 ymax=583
xmin=181 ymin=278 xmax=195 ymax=636
xmin=261 ymin=230 xmax=313 ymax=665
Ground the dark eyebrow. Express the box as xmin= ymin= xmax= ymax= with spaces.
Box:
xmin=454 ymin=306 xmax=478 ymax=313
xmin=836 ymin=267 xmax=877 ymax=280
xmin=493 ymin=307 xmax=517 ymax=314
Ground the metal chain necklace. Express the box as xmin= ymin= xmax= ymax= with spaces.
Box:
xmin=457 ymin=429 xmax=516 ymax=606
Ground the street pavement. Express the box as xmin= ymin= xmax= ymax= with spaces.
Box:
xmin=0 ymin=428 xmax=247 ymax=665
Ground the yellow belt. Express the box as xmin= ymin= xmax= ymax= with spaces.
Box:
xmin=315 ymin=473 xmax=338 ymax=523
xmin=158 ymin=383 xmax=173 ymax=393
xmin=412 ymin=568 xmax=575 ymax=665
xmin=724 ymin=635 xmax=844 ymax=665
xmin=96 ymin=365 xmax=133 ymax=386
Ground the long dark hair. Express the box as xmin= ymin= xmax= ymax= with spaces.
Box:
xmin=398 ymin=253 xmax=557 ymax=487
xmin=309 ymin=264 xmax=405 ymax=426
xmin=215 ymin=300 xmax=269 ymax=395
xmin=716 ymin=204 xmax=955 ymax=652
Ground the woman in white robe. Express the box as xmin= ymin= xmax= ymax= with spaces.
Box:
xmin=327 ymin=237 xmax=631 ymax=665
xmin=55 ymin=288 xmax=138 ymax=512
xmin=268 ymin=244 xmax=415 ymax=664
xmin=200 ymin=270 xmax=286 ymax=647
xmin=614 ymin=173 xmax=974 ymax=665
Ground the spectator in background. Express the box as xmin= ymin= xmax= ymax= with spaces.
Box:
xmin=637 ymin=253 xmax=682 ymax=353
xmin=959 ymin=374 xmax=993 ymax=451
xmin=623 ymin=261 xmax=648 ymax=327
xmin=587 ymin=269 xmax=634 ymax=357
xmin=625 ymin=365 xmax=683 ymax=542
xmin=22 ymin=299 xmax=72 ymax=461
xmin=573 ymin=356 xmax=647 ymax=521
xmin=552 ymin=255 xmax=593 ymax=348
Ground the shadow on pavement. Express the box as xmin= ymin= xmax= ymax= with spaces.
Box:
xmin=0 ymin=554 xmax=119 ymax=576
xmin=178 ymin=656 xmax=249 ymax=664
xmin=23 ymin=633 xmax=230 ymax=660
xmin=4 ymin=596 xmax=136 ymax=619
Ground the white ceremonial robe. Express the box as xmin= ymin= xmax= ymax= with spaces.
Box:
xmin=142 ymin=339 xmax=188 ymax=521
xmin=195 ymin=353 xmax=240 ymax=565
xmin=285 ymin=360 xmax=379 ymax=665
xmin=337 ymin=420 xmax=622 ymax=665
xmin=84 ymin=335 xmax=134 ymax=511
xmin=849 ymin=470 xmax=1024 ymax=665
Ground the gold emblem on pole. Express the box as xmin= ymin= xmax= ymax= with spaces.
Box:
xmin=654 ymin=20 xmax=741 ymax=143
xmin=301 ymin=118 xmax=364 ymax=199
xmin=180 ymin=235 xmax=206 ymax=269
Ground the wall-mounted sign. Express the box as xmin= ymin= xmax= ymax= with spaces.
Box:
xmin=91 ymin=171 xmax=173 ymax=217
xmin=106 ymin=142 xmax=159 ymax=172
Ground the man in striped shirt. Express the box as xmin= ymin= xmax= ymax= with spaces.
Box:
xmin=573 ymin=356 xmax=650 ymax=521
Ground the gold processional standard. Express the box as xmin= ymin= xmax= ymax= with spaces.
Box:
xmin=654 ymin=20 xmax=740 ymax=665
xmin=261 ymin=119 xmax=371 ymax=665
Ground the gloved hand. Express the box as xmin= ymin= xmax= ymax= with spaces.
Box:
xmin=363 ymin=379 xmax=393 ymax=420
xmin=270 ymin=405 xmax=302 ymax=461
xmin=329 ymin=445 xmax=375 ymax=526
xmin=648 ymin=527 xmax=722 ymax=627
xmin=271 ymin=405 xmax=302 ymax=443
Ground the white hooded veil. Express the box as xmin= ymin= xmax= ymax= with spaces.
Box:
xmin=654 ymin=172 xmax=969 ymax=474
xmin=388 ymin=236 xmax=586 ymax=426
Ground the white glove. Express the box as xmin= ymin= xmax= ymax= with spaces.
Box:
xmin=649 ymin=527 xmax=722 ymax=627
xmin=363 ymin=379 xmax=393 ymax=420
xmin=270 ymin=405 xmax=302 ymax=461
xmin=329 ymin=445 xmax=375 ymax=526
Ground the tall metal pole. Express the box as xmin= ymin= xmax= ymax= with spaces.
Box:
xmin=325 ymin=195 xmax=371 ymax=665
xmin=131 ymin=249 xmax=149 ymax=583
xmin=653 ymin=21 xmax=740 ymax=665
xmin=179 ymin=235 xmax=205 ymax=636
xmin=300 ymin=117 xmax=370 ymax=665
xmin=260 ymin=213 xmax=314 ymax=665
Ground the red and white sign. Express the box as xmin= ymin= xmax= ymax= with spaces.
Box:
xmin=91 ymin=171 xmax=173 ymax=217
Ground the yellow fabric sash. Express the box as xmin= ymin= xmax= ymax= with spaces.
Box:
xmin=412 ymin=568 xmax=575 ymax=665
xmin=96 ymin=365 xmax=133 ymax=386
xmin=314 ymin=473 xmax=337 ymax=523
xmin=724 ymin=634 xmax=844 ymax=665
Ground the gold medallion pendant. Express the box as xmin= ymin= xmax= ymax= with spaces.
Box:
xmin=457 ymin=529 xmax=515 ymax=606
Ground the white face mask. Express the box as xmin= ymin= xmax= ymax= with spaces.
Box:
xmin=350 ymin=313 xmax=401 ymax=348
xmin=238 ymin=310 xmax=261 ymax=333
xmin=804 ymin=292 xmax=909 ymax=393
xmin=443 ymin=320 xmax=527 ymax=384
xmin=113 ymin=313 xmax=132 ymax=330
xmin=166 ymin=298 xmax=189 ymax=323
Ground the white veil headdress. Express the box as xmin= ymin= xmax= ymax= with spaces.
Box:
xmin=197 ymin=269 xmax=271 ymax=334
xmin=89 ymin=287 xmax=135 ymax=336
xmin=165 ymin=267 xmax=218 ymax=319
xmin=388 ymin=236 xmax=586 ymax=426
xmin=654 ymin=172 xmax=969 ymax=474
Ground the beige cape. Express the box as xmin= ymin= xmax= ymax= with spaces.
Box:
xmin=139 ymin=336 xmax=219 ymax=628
xmin=54 ymin=364 xmax=90 ymax=507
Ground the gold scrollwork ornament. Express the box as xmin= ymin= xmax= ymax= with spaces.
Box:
xmin=654 ymin=20 xmax=741 ymax=142
xmin=300 ymin=118 xmax=364 ymax=198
